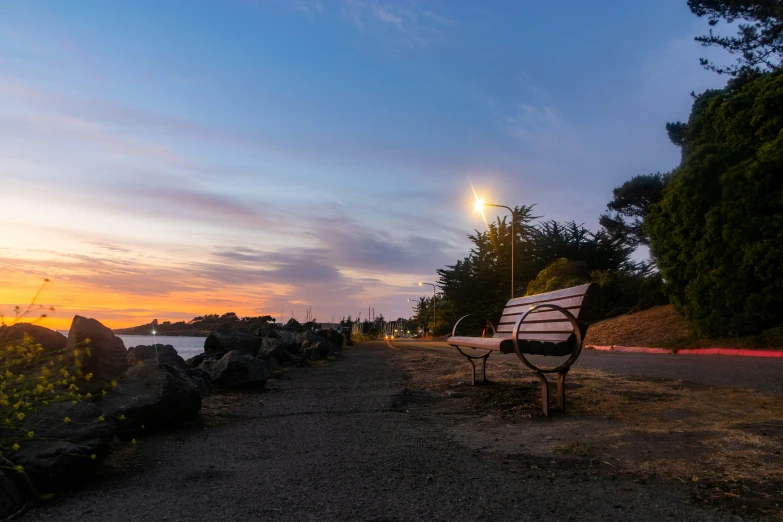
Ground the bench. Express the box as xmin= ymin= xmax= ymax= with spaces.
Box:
xmin=447 ymin=283 xmax=599 ymax=416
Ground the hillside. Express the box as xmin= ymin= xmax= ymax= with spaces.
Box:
xmin=584 ymin=305 xmax=688 ymax=348
xmin=584 ymin=305 xmax=783 ymax=349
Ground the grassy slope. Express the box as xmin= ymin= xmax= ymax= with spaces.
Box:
xmin=584 ymin=305 xmax=781 ymax=349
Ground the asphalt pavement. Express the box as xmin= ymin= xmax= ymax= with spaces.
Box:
xmin=24 ymin=342 xmax=734 ymax=521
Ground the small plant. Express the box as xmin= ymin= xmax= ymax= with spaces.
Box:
xmin=0 ymin=279 xmax=114 ymax=495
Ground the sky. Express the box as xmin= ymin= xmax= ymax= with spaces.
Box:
xmin=0 ymin=0 xmax=731 ymax=330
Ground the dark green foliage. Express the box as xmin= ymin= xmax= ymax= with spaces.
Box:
xmin=599 ymin=173 xmax=670 ymax=247
xmin=647 ymin=71 xmax=783 ymax=336
xmin=437 ymin=208 xmax=636 ymax=325
xmin=666 ymin=121 xmax=689 ymax=148
xmin=688 ymin=0 xmax=783 ymax=75
xmin=115 ymin=313 xmax=276 ymax=335
xmin=525 ymin=258 xmax=589 ymax=296
xmin=589 ymin=270 xmax=668 ymax=320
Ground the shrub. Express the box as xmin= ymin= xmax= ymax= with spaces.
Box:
xmin=525 ymin=258 xmax=589 ymax=296
xmin=0 ymin=332 xmax=107 ymax=483
xmin=647 ymin=71 xmax=783 ymax=336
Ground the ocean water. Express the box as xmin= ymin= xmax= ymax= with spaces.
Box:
xmin=116 ymin=335 xmax=207 ymax=360
xmin=55 ymin=332 xmax=207 ymax=360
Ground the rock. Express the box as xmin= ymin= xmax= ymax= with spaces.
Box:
xmin=203 ymin=331 xmax=260 ymax=356
xmin=295 ymin=331 xmax=325 ymax=347
xmin=313 ymin=340 xmax=336 ymax=357
xmin=185 ymin=367 xmax=211 ymax=395
xmin=67 ymin=316 xmax=128 ymax=393
xmin=98 ymin=362 xmax=202 ymax=433
xmin=0 ymin=473 xmax=21 ymax=519
xmin=323 ymin=329 xmax=344 ymax=348
xmin=127 ymin=344 xmax=186 ymax=369
xmin=0 ymin=324 xmax=67 ymax=354
xmin=265 ymin=328 xmax=280 ymax=339
xmin=11 ymin=401 xmax=115 ymax=497
xmin=185 ymin=353 xmax=207 ymax=368
xmin=208 ymin=351 xmax=269 ymax=388
xmin=258 ymin=337 xmax=292 ymax=361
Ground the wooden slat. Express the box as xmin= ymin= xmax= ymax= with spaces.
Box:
xmin=497 ymin=320 xmax=573 ymax=333
xmin=504 ymin=284 xmax=592 ymax=307
xmin=492 ymin=330 xmax=572 ymax=342
xmin=500 ymin=307 xmax=582 ymax=323
xmin=447 ymin=336 xmax=506 ymax=351
xmin=503 ymin=294 xmax=586 ymax=312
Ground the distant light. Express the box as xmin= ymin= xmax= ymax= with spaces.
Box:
xmin=474 ymin=197 xmax=485 ymax=213
xmin=418 ymin=282 xmax=423 ymax=286
xmin=151 ymin=330 xmax=156 ymax=335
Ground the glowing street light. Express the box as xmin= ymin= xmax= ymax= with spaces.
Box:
xmin=474 ymin=197 xmax=517 ymax=298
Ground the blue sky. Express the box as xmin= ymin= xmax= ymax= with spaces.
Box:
xmin=0 ymin=0 xmax=730 ymax=327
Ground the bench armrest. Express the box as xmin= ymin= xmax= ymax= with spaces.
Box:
xmin=511 ymin=303 xmax=583 ymax=373
xmin=452 ymin=314 xmax=497 ymax=338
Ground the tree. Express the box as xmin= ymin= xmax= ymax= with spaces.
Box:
xmin=599 ymin=173 xmax=670 ymax=247
xmin=646 ymin=71 xmax=783 ymax=335
xmin=437 ymin=207 xmax=636 ymax=325
xmin=688 ymin=0 xmax=783 ymax=75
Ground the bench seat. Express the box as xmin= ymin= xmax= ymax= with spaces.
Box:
xmin=447 ymin=335 xmax=576 ymax=357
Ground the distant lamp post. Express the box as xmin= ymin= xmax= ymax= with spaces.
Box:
xmin=474 ymin=198 xmax=517 ymax=298
xmin=419 ymin=282 xmax=438 ymax=332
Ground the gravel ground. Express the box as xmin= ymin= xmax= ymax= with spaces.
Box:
xmin=22 ymin=342 xmax=738 ymax=522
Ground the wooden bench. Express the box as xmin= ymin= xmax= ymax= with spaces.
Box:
xmin=447 ymin=283 xmax=599 ymax=416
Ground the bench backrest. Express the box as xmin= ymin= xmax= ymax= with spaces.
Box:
xmin=494 ymin=283 xmax=599 ymax=342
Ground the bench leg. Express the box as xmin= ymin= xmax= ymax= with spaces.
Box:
xmin=557 ymin=369 xmax=569 ymax=411
xmin=535 ymin=371 xmax=549 ymax=417
xmin=456 ymin=347 xmax=491 ymax=385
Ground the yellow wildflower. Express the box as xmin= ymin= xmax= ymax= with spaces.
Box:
xmin=12 ymin=443 xmax=20 ymax=451
xmin=99 ymin=416 xmax=105 ymax=422
xmin=16 ymin=412 xmax=24 ymax=420
xmin=15 ymin=465 xmax=23 ymax=473
xmin=90 ymin=454 xmax=96 ymax=460
xmin=131 ymin=439 xmax=136 ymax=445
xmin=64 ymin=416 xmax=71 ymax=423
xmin=27 ymin=431 xmax=34 ymax=438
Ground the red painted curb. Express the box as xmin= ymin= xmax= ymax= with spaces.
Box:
xmin=586 ymin=345 xmax=783 ymax=358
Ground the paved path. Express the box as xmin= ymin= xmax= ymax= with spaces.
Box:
xmin=25 ymin=342 xmax=731 ymax=521
xmin=395 ymin=340 xmax=783 ymax=396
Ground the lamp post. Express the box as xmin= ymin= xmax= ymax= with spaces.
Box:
xmin=474 ymin=198 xmax=517 ymax=299
xmin=419 ymin=282 xmax=438 ymax=334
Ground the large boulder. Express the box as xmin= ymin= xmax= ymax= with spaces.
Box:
xmin=0 ymin=472 xmax=21 ymax=519
xmin=10 ymin=401 xmax=115 ymax=497
xmin=184 ymin=367 xmax=211 ymax=396
xmin=323 ymin=329 xmax=344 ymax=348
xmin=98 ymin=362 xmax=202 ymax=434
xmin=258 ymin=337 xmax=292 ymax=360
xmin=127 ymin=344 xmax=187 ymax=369
xmin=203 ymin=331 xmax=261 ymax=356
xmin=0 ymin=323 xmax=67 ymax=354
xmin=208 ymin=351 xmax=269 ymax=389
xmin=67 ymin=316 xmax=128 ymax=392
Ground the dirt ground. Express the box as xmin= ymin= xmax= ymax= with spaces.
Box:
xmin=391 ymin=340 xmax=783 ymax=519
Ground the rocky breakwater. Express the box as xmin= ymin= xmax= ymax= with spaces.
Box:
xmin=0 ymin=317 xmax=207 ymax=515
xmin=0 ymin=320 xmax=350 ymax=515
xmin=185 ymin=327 xmax=348 ymax=385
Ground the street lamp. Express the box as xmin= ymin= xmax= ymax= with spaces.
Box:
xmin=474 ymin=198 xmax=517 ymax=298
xmin=419 ymin=282 xmax=438 ymax=332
